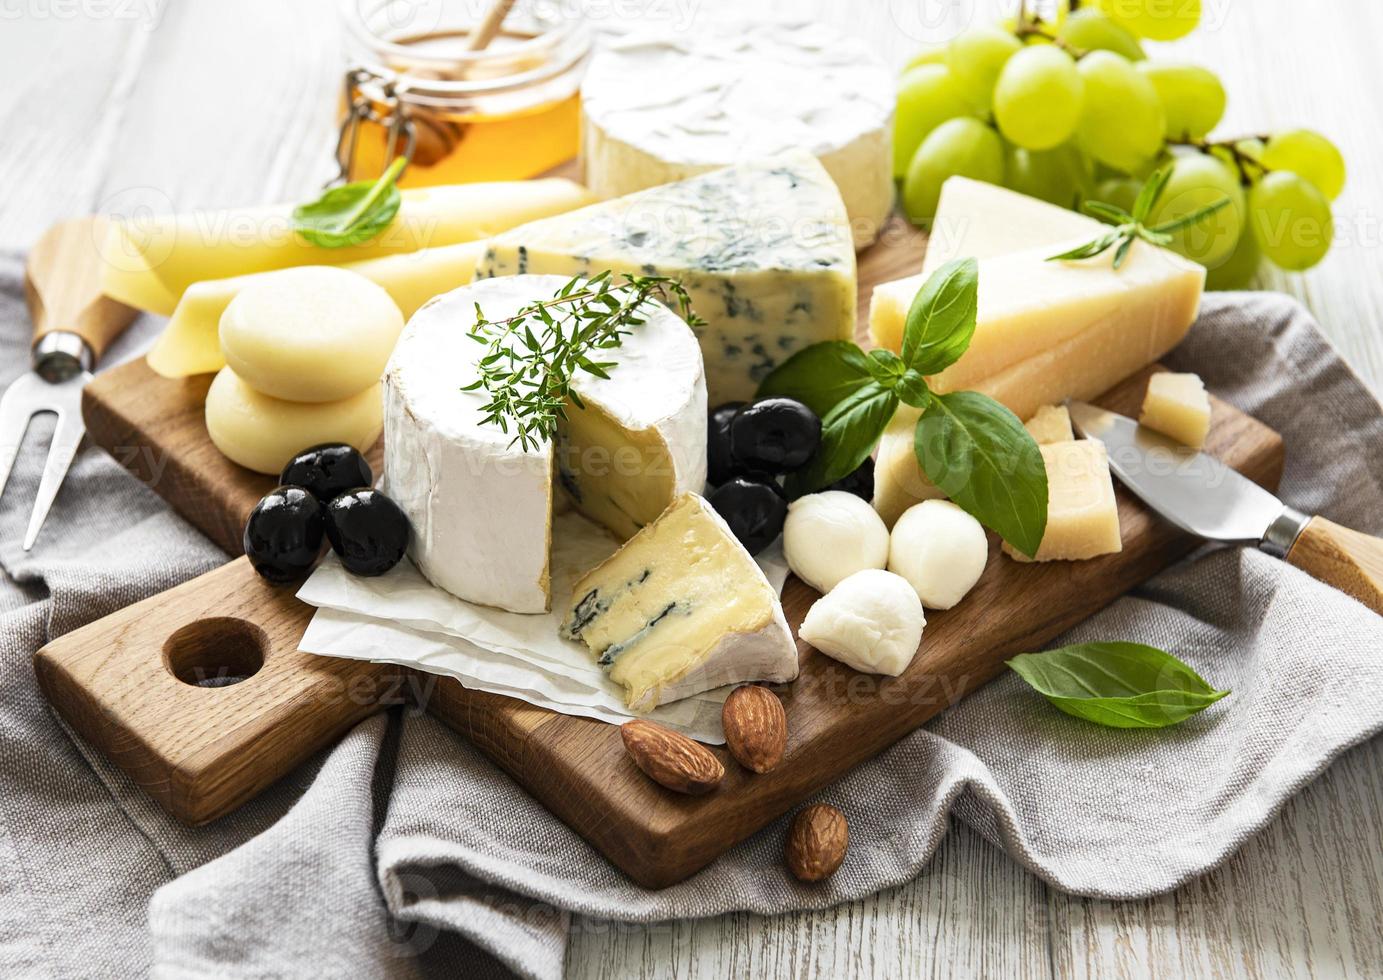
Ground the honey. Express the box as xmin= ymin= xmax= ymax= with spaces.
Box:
xmin=338 ymin=8 xmax=591 ymax=185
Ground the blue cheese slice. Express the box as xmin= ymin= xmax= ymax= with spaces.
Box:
xmin=561 ymin=493 xmax=799 ymax=711
xmin=475 ymin=150 xmax=857 ymax=404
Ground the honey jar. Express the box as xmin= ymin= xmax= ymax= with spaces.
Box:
xmin=337 ymin=0 xmax=591 ymax=186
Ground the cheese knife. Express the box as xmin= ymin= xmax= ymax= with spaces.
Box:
xmin=1068 ymin=400 xmax=1383 ymax=616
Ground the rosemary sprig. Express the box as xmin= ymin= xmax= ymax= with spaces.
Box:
xmin=462 ymin=271 xmax=703 ymax=452
xmin=1047 ymin=166 xmax=1232 ymax=269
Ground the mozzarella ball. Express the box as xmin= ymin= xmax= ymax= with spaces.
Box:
xmin=205 ymin=367 xmax=382 ymax=475
xmin=783 ymin=490 xmax=890 ymax=593
xmin=888 ymin=499 xmax=989 ymax=609
xmin=219 ymin=266 xmax=404 ymax=403
xmin=799 ymin=569 xmax=925 ymax=676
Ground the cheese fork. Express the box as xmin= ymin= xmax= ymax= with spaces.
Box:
xmin=1069 ymin=401 xmax=1383 ymax=616
xmin=0 ymin=218 xmax=137 ymax=550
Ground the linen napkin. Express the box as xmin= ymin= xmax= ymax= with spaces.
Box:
xmin=0 ymin=245 xmax=1380 ymax=980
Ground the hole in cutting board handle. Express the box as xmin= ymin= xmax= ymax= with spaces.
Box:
xmin=163 ymin=618 xmax=267 ymax=688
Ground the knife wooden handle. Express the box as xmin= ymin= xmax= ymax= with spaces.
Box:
xmin=24 ymin=216 xmax=138 ymax=360
xmin=1287 ymin=517 xmax=1383 ymax=616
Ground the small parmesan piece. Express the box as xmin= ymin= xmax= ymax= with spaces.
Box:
xmin=1024 ymin=404 xmax=1074 ymax=444
xmin=1139 ymin=372 xmax=1211 ymax=449
xmin=1004 ymin=440 xmax=1122 ymax=563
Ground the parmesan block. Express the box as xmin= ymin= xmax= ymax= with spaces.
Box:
xmin=148 ymin=242 xmax=488 ymax=379
xmin=103 ymin=179 xmax=593 ymax=315
xmin=475 ymin=151 xmax=856 ymax=404
xmin=1025 ymin=404 xmax=1074 ymax=444
xmin=384 ymin=275 xmax=706 ymax=614
xmin=580 ymin=20 xmax=894 ymax=248
xmin=1003 ymin=441 xmax=1122 ymax=563
xmin=1140 ymin=372 xmax=1211 ymax=448
xmin=561 ymin=493 xmax=798 ymax=710
xmin=872 ymin=404 xmax=944 ymax=528
xmin=204 ymin=368 xmax=382 ymax=475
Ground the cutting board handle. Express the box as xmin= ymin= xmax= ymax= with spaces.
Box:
xmin=1287 ymin=516 xmax=1383 ymax=616
xmin=24 ymin=217 xmax=138 ymax=362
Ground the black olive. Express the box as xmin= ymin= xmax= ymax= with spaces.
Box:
xmin=729 ymin=397 xmax=822 ymax=474
xmin=708 ymin=477 xmax=788 ymax=555
xmin=243 ymin=486 xmax=324 ymax=583
xmin=824 ymin=457 xmax=875 ymax=501
xmin=280 ymin=443 xmax=373 ymax=504
xmin=323 ymin=488 xmax=411 ymax=576
xmin=706 ymin=401 xmax=746 ymax=486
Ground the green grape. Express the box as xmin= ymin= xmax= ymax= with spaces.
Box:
xmin=994 ymin=46 xmax=1084 ymax=151
xmin=1097 ymin=0 xmax=1201 ymax=41
xmin=944 ymin=26 xmax=1023 ymax=112
xmin=1249 ymin=170 xmax=1334 ymax=271
xmin=1138 ymin=62 xmax=1225 ymax=140
xmin=1006 ymin=143 xmax=1094 ymax=208
xmin=903 ymin=118 xmax=1006 ymax=225
xmin=1057 ymin=8 xmax=1145 ymax=61
xmin=893 ymin=64 xmax=975 ymax=178
xmin=1148 ymin=153 xmax=1245 ymax=268
xmin=1095 ymin=176 xmax=1142 ymax=213
xmin=902 ymin=45 xmax=948 ymax=73
xmin=1260 ymin=129 xmax=1346 ymax=200
xmin=1074 ymin=51 xmax=1166 ymax=173
xmin=1205 ymin=224 xmax=1261 ymax=290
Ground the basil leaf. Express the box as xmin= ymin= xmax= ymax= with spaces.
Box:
xmin=786 ymin=382 xmax=898 ymax=498
xmin=901 ymin=257 xmax=979 ymax=376
xmin=1007 ymin=642 xmax=1229 ymax=729
xmin=866 ymin=347 xmax=906 ymax=384
xmin=293 ymin=156 xmax=406 ymax=249
xmin=894 ymin=369 xmax=931 ymax=408
xmin=913 ymin=390 xmax=1047 ymax=557
xmin=757 ymin=341 xmax=876 ymax=418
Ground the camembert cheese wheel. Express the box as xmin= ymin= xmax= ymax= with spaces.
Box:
xmin=384 ymin=275 xmax=707 ymax=614
xmin=580 ymin=20 xmax=894 ymax=248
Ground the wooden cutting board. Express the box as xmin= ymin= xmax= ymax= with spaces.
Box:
xmin=43 ymin=210 xmax=1284 ymax=889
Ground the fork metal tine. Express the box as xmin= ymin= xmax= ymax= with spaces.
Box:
xmin=0 ymin=384 xmax=35 ymax=501
xmin=22 ymin=406 xmax=84 ymax=551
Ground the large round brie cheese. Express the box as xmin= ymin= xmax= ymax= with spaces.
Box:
xmin=384 ymin=275 xmax=706 ymax=613
xmin=580 ymin=19 xmax=895 ymax=248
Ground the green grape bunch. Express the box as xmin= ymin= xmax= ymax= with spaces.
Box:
xmin=894 ymin=0 xmax=1346 ymax=283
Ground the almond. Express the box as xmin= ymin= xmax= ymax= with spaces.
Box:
xmin=620 ymin=719 xmax=724 ymax=795
xmin=721 ymin=685 xmax=787 ymax=773
xmin=785 ymin=804 xmax=848 ymax=882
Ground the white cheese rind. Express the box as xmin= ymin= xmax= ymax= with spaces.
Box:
xmin=580 ymin=20 xmax=894 ymax=248
xmin=384 ymin=275 xmax=706 ymax=613
xmin=476 ymin=151 xmax=856 ymax=404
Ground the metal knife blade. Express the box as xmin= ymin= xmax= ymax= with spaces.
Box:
xmin=1067 ymin=401 xmax=1308 ymax=555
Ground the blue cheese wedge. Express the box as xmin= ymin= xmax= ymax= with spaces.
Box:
xmin=561 ymin=493 xmax=799 ymax=711
xmin=475 ymin=150 xmax=857 ymax=404
xmin=580 ymin=19 xmax=894 ymax=248
xmin=384 ymin=275 xmax=706 ymax=614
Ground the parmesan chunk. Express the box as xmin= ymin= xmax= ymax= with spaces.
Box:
xmin=1139 ymin=372 xmax=1211 ymax=449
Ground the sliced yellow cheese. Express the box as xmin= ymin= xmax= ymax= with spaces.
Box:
xmin=147 ymin=242 xmax=487 ymax=379
xmin=204 ymin=368 xmax=382 ymax=475
xmin=1024 ymin=404 xmax=1074 ymax=444
xmin=103 ymin=179 xmax=593 ymax=315
xmin=872 ymin=404 xmax=944 ymax=527
xmin=871 ymin=238 xmax=1204 ymax=418
xmin=1139 ymin=371 xmax=1210 ymax=448
xmin=1003 ymin=440 xmax=1122 ymax=563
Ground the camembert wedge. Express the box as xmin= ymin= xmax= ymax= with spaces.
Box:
xmin=384 ymin=275 xmax=706 ymax=613
xmin=561 ymin=493 xmax=799 ymax=711
xmin=475 ymin=151 xmax=857 ymax=404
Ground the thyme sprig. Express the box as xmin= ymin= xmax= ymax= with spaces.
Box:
xmin=1047 ymin=167 xmax=1232 ymax=269
xmin=462 ymin=271 xmax=703 ymax=452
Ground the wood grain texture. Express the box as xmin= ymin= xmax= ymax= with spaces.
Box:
xmin=24 ymin=217 xmax=137 ymax=356
xmin=1287 ymin=516 xmax=1383 ymax=616
xmin=32 ymin=556 xmax=398 ymax=824
xmin=2 ymin=0 xmax=1381 ymax=973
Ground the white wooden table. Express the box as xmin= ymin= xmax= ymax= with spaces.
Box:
xmin=2 ymin=1 xmax=1380 ymax=976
